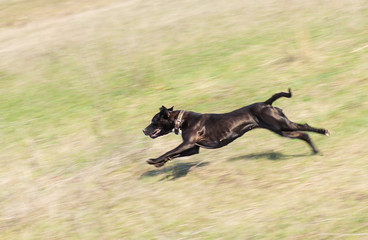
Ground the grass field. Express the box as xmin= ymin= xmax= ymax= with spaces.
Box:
xmin=1 ymin=0 xmax=368 ymax=239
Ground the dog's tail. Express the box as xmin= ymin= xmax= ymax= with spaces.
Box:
xmin=264 ymin=88 xmax=292 ymax=105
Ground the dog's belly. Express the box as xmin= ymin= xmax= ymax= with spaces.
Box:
xmin=194 ymin=122 xmax=256 ymax=149
xmin=195 ymin=138 xmax=237 ymax=149
xmin=194 ymin=142 xmax=218 ymax=149
xmin=195 ymin=129 xmax=242 ymax=149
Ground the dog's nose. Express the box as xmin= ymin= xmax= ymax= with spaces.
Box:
xmin=143 ymin=129 xmax=147 ymax=135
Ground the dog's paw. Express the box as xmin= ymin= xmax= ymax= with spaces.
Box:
xmin=147 ymin=158 xmax=167 ymax=165
xmin=146 ymin=158 xmax=158 ymax=164
xmin=325 ymin=129 xmax=331 ymax=136
xmin=154 ymin=161 xmax=166 ymax=168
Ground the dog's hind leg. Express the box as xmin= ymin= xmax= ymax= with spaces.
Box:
xmin=280 ymin=131 xmax=319 ymax=154
xmin=281 ymin=121 xmax=330 ymax=136
xmin=259 ymin=108 xmax=329 ymax=136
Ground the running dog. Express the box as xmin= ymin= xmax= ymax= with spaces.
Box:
xmin=143 ymin=89 xmax=329 ymax=167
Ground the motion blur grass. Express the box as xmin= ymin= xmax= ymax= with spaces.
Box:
xmin=0 ymin=0 xmax=367 ymax=239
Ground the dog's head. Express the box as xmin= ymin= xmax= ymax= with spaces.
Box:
xmin=143 ymin=106 xmax=175 ymax=139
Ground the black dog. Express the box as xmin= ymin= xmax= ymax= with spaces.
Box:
xmin=143 ymin=89 xmax=329 ymax=167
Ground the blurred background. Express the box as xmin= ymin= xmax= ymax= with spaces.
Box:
xmin=0 ymin=0 xmax=367 ymax=239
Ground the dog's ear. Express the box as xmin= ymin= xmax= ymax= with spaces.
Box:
xmin=160 ymin=105 xmax=167 ymax=112
xmin=168 ymin=106 xmax=174 ymax=111
xmin=159 ymin=105 xmax=170 ymax=119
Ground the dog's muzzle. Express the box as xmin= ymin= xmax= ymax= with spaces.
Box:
xmin=143 ymin=128 xmax=161 ymax=138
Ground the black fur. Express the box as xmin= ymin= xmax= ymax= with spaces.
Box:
xmin=143 ymin=89 xmax=329 ymax=167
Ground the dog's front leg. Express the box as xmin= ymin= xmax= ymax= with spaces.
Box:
xmin=147 ymin=142 xmax=195 ymax=167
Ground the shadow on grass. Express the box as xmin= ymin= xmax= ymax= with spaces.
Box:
xmin=140 ymin=161 xmax=210 ymax=181
xmin=229 ymin=151 xmax=309 ymax=161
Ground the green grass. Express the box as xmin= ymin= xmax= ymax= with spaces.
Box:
xmin=0 ymin=0 xmax=368 ymax=239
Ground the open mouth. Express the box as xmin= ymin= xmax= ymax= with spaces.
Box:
xmin=151 ymin=128 xmax=161 ymax=138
